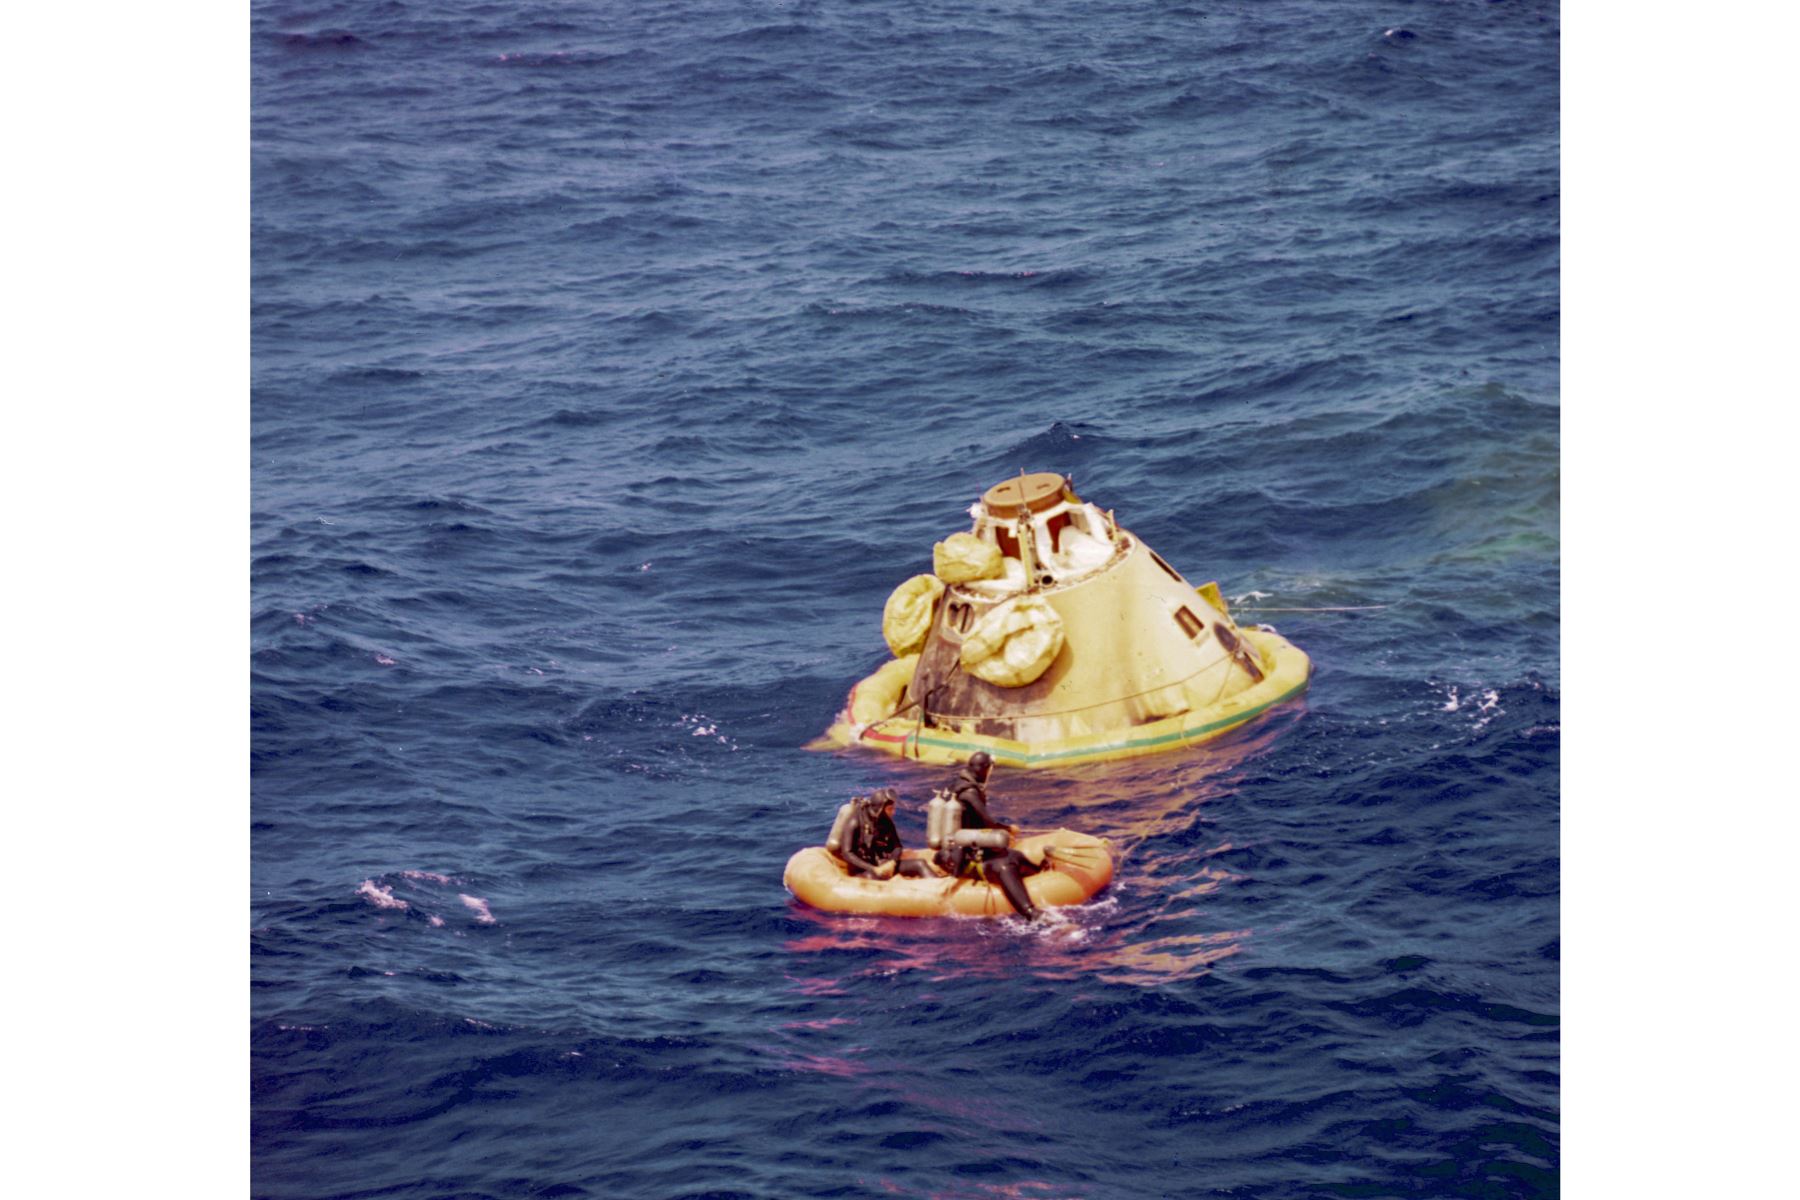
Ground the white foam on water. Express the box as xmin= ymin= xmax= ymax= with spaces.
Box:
xmin=357 ymin=880 xmax=407 ymax=911
xmin=460 ymin=894 xmax=497 ymax=924
xmin=400 ymin=870 xmax=455 ymax=885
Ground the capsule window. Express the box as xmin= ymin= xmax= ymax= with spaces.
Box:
xmin=1149 ymin=550 xmax=1186 ymax=584
xmin=1214 ymin=623 xmax=1241 ymax=654
xmin=1175 ymin=606 xmax=1204 ymax=638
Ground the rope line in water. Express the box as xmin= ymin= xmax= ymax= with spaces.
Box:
xmin=1234 ymin=604 xmax=1393 ymax=613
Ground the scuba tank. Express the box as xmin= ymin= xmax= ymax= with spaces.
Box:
xmin=936 ymin=788 xmax=1008 ymax=852
xmin=948 ymin=827 xmax=1010 ymax=851
xmin=929 ymin=786 xmax=1008 ymax=852
xmin=825 ymin=799 xmax=859 ymax=858
xmin=926 ymin=789 xmax=958 ymax=849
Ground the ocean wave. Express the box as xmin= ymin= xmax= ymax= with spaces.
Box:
xmin=253 ymin=0 xmax=1560 ymax=1191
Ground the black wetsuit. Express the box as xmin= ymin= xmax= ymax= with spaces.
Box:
xmin=937 ymin=768 xmax=1040 ymax=918
xmin=840 ymin=800 xmax=933 ymax=878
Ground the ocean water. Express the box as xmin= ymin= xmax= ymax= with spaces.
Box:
xmin=251 ymin=2 xmax=1559 ymax=1196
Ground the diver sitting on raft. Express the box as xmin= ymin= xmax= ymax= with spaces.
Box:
xmin=827 ymin=788 xmax=936 ymax=880
xmin=933 ymin=751 xmax=1042 ymax=921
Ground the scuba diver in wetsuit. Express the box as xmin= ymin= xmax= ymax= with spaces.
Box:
xmin=835 ymin=788 xmax=935 ymax=880
xmin=936 ymin=751 xmax=1042 ymax=920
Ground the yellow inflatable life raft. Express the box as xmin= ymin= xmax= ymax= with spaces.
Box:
xmin=783 ymin=829 xmax=1114 ymax=918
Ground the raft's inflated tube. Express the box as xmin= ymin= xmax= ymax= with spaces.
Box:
xmin=783 ymin=829 xmax=1115 ymax=918
xmin=824 ymin=801 xmax=856 ymax=857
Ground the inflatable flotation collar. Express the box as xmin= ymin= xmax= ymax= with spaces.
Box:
xmin=848 ymin=654 xmax=918 ymax=726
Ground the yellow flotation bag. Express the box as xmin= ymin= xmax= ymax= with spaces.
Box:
xmin=849 ymin=654 xmax=918 ymax=725
xmin=882 ymin=575 xmax=945 ymax=656
xmin=933 ymin=532 xmax=1003 ymax=584
xmin=960 ymin=594 xmax=1064 ymax=687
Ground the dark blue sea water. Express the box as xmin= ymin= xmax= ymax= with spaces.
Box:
xmin=252 ymin=2 xmax=1559 ymax=1196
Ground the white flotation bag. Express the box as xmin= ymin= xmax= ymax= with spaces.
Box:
xmin=882 ymin=574 xmax=945 ymax=656
xmin=959 ymin=594 xmax=1065 ymax=687
xmin=933 ymin=532 xmax=1004 ymax=584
